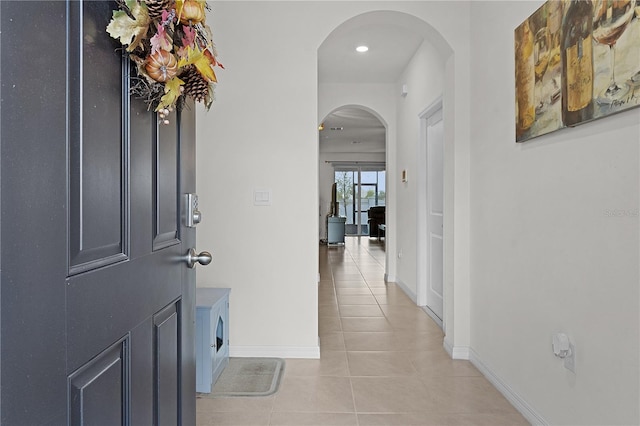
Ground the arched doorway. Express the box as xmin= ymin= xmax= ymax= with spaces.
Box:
xmin=319 ymin=106 xmax=386 ymax=239
xmin=317 ymin=9 xmax=466 ymax=355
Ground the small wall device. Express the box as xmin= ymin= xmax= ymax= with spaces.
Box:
xmin=552 ymin=333 xmax=571 ymax=358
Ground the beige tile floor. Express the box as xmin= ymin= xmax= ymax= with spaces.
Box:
xmin=197 ymin=237 xmax=529 ymax=425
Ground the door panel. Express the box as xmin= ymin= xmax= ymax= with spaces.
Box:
xmin=430 ymin=236 xmax=444 ymax=297
xmin=154 ymin=301 xmax=181 ymax=425
xmin=66 ymin=253 xmax=182 ymax=372
xmin=68 ymin=336 xmax=129 ymax=426
xmin=426 ymin=107 xmax=444 ymax=320
xmin=131 ymin=320 xmax=154 ymax=426
xmin=68 ymin=0 xmax=128 ymax=273
xmin=0 ymin=1 xmax=198 ymax=424
xmin=154 ymin=119 xmax=180 ymax=250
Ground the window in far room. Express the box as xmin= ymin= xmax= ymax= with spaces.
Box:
xmin=334 ymin=168 xmax=385 ymax=236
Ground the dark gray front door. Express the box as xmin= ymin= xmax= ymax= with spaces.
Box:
xmin=0 ymin=1 xmax=198 ymax=424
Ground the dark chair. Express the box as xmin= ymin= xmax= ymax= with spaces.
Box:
xmin=367 ymin=206 xmax=386 ymax=238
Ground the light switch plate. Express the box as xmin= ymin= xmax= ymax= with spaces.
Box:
xmin=253 ymin=189 xmax=272 ymax=206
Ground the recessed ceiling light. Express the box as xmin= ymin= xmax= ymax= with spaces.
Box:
xmin=356 ymin=45 xmax=369 ymax=53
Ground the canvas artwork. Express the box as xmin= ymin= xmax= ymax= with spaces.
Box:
xmin=515 ymin=0 xmax=640 ymax=142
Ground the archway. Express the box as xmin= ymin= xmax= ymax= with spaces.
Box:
xmin=319 ymin=105 xmax=387 ymax=240
xmin=317 ymin=9 xmax=467 ymax=357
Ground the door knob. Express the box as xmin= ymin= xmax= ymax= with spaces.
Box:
xmin=185 ymin=248 xmax=212 ymax=268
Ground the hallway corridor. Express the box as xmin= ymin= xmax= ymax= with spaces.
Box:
xmin=196 ymin=238 xmax=528 ymax=425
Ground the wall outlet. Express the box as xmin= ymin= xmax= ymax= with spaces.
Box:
xmin=564 ymin=343 xmax=576 ymax=373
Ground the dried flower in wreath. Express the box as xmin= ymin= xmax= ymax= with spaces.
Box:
xmin=106 ymin=0 xmax=223 ymax=124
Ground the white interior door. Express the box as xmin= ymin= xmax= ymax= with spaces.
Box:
xmin=426 ymin=107 xmax=444 ymax=320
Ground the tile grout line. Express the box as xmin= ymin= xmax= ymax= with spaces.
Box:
xmin=338 ymin=265 xmax=361 ymax=426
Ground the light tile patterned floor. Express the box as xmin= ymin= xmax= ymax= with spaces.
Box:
xmin=197 ymin=237 xmax=529 ymax=425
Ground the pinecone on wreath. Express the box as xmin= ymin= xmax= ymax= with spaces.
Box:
xmin=144 ymin=0 xmax=173 ymax=20
xmin=182 ymin=66 xmax=210 ymax=103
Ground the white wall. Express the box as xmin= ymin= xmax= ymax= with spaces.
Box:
xmin=196 ymin=1 xmax=326 ymax=357
xmin=394 ymin=40 xmax=445 ymax=299
xmin=469 ymin=1 xmax=639 ymax=424
xmin=196 ymin=1 xmax=473 ymax=359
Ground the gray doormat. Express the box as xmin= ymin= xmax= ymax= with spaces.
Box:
xmin=198 ymin=357 xmax=285 ymax=398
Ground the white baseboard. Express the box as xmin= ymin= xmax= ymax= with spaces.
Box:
xmin=384 ymin=273 xmax=395 ymax=282
xmin=452 ymin=346 xmax=470 ymax=360
xmin=443 ymin=337 xmax=453 ymax=356
xmin=229 ymin=345 xmax=320 ymax=359
xmin=469 ymin=348 xmax=548 ymax=425
xmin=442 ymin=339 xmax=470 ymax=360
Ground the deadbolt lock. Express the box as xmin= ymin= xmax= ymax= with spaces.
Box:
xmin=185 ymin=193 xmax=202 ymax=227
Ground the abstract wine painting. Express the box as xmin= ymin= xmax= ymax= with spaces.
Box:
xmin=515 ymin=0 xmax=640 ymax=142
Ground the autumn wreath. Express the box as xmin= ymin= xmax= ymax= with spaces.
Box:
xmin=107 ymin=0 xmax=223 ymax=123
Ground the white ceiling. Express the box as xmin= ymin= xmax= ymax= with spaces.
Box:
xmin=318 ymin=23 xmax=424 ymax=84
xmin=319 ymin=107 xmax=385 ymax=154
xmin=318 ymin=16 xmax=426 ymax=154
